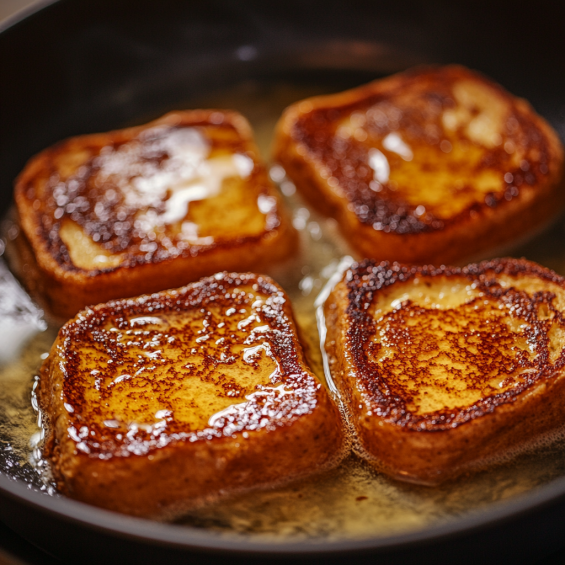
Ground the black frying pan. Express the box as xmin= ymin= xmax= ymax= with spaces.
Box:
xmin=1 ymin=1 xmax=565 ymax=563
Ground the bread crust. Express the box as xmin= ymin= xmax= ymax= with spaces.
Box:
xmin=274 ymin=66 xmax=565 ymax=265
xmin=324 ymin=258 xmax=565 ymax=484
xmin=40 ymin=273 xmax=344 ymax=518
xmin=14 ymin=110 xmax=296 ymax=320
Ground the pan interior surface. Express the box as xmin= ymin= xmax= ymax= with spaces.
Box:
xmin=3 ymin=76 xmax=565 ymax=544
xmin=1 ymin=0 xmax=565 ymax=561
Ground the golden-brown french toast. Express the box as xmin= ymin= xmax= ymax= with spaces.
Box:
xmin=274 ymin=66 xmax=565 ymax=265
xmin=323 ymin=258 xmax=565 ymax=484
xmin=14 ymin=110 xmax=296 ymax=320
xmin=39 ymin=272 xmax=344 ymax=518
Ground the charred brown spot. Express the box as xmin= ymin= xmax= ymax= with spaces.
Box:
xmin=343 ymin=258 xmax=565 ymax=431
xmin=291 ymin=67 xmax=551 ymax=235
xmin=53 ymin=273 xmax=320 ymax=458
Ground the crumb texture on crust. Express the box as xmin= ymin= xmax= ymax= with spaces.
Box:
xmin=336 ymin=258 xmax=565 ymax=431
xmin=16 ymin=111 xmax=287 ymax=274
xmin=45 ymin=273 xmax=328 ymax=458
xmin=282 ymin=66 xmax=561 ymax=236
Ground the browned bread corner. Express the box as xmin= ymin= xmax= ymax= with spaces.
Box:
xmin=39 ymin=272 xmax=344 ymax=518
xmin=14 ymin=110 xmax=296 ymax=320
xmin=274 ymin=66 xmax=565 ymax=265
xmin=323 ymin=257 xmax=565 ymax=484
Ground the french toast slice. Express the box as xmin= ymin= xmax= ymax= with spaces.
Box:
xmin=39 ymin=272 xmax=344 ymax=518
xmin=274 ymin=66 xmax=565 ymax=265
xmin=14 ymin=110 xmax=296 ymax=320
xmin=324 ymin=258 xmax=565 ymax=484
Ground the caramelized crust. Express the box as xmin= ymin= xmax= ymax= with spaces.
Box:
xmin=14 ymin=110 xmax=296 ymax=319
xmin=274 ymin=66 xmax=565 ymax=264
xmin=324 ymin=258 xmax=565 ymax=484
xmin=39 ymin=273 xmax=344 ymax=518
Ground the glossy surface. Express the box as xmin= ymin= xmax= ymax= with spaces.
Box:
xmin=289 ymin=66 xmax=556 ymax=235
xmin=16 ymin=111 xmax=282 ymax=273
xmin=42 ymin=273 xmax=322 ymax=458
xmin=342 ymin=259 xmax=565 ymax=429
xmin=2 ymin=0 xmax=565 ymax=554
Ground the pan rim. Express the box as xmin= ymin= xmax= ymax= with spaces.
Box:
xmin=0 ymin=0 xmax=57 ymax=34
xmin=3 ymin=469 xmax=565 ymax=555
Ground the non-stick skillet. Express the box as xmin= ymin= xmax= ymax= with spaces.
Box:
xmin=2 ymin=1 xmax=565 ymax=563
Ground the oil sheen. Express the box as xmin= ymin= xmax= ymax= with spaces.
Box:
xmin=2 ymin=80 xmax=565 ymax=541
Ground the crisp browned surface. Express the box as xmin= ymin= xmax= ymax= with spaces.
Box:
xmin=39 ymin=273 xmax=344 ymax=518
xmin=14 ymin=110 xmax=296 ymax=320
xmin=274 ymin=66 xmax=565 ymax=265
xmin=324 ymin=258 xmax=565 ymax=484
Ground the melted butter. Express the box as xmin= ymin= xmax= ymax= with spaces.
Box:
xmin=368 ymin=148 xmax=390 ymax=184
xmin=97 ymin=127 xmax=255 ymax=234
xmin=298 ymin=67 xmax=539 ymax=232
xmin=339 ymin=102 xmax=512 ymax=218
xmin=57 ymin=279 xmax=322 ymax=459
xmin=3 ymin=80 xmax=565 ymax=541
xmin=97 ymin=127 xmax=253 ymax=226
xmin=382 ymin=132 xmax=413 ymax=161
xmin=29 ymin=120 xmax=274 ymax=272
xmin=0 ymin=260 xmax=56 ymax=489
xmin=81 ymin=301 xmax=277 ymax=435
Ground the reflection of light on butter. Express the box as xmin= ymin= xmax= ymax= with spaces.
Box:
xmin=129 ymin=316 xmax=163 ymax=327
xmin=179 ymin=221 xmax=214 ymax=245
xmin=242 ymin=343 xmax=271 ymax=364
xmin=156 ymin=153 xmax=254 ymax=225
xmin=368 ymin=148 xmax=390 ymax=183
xmin=97 ymin=127 xmax=254 ymax=228
xmin=383 ymin=133 xmax=413 ymax=161
xmin=257 ymin=195 xmax=276 ymax=214
xmin=159 ymin=184 xmax=211 ymax=225
xmin=94 ymin=255 xmax=114 ymax=264
xmin=207 ymin=385 xmax=292 ymax=430
xmin=104 ymin=419 xmax=120 ymax=428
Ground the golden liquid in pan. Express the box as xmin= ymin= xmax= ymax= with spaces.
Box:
xmin=2 ymin=80 xmax=565 ymax=540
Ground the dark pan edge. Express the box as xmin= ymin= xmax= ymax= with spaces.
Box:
xmin=0 ymin=0 xmax=58 ymax=34
xmin=2 ymin=469 xmax=565 ymax=557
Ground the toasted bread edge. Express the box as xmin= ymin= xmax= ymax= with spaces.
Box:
xmin=324 ymin=258 xmax=565 ymax=484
